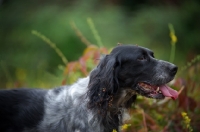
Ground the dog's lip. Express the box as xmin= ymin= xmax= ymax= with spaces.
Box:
xmin=138 ymin=82 xmax=159 ymax=91
xmin=137 ymin=82 xmax=179 ymax=100
xmin=136 ymin=82 xmax=164 ymax=99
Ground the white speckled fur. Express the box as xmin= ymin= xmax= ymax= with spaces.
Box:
xmin=38 ymin=77 xmax=96 ymax=132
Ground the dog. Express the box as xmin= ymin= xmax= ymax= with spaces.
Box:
xmin=0 ymin=45 xmax=178 ymax=132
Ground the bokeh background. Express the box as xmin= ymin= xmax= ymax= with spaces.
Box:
xmin=0 ymin=0 xmax=200 ymax=131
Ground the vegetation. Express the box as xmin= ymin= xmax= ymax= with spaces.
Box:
xmin=1 ymin=0 xmax=200 ymax=131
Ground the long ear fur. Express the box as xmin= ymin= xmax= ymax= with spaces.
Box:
xmin=87 ymin=55 xmax=120 ymax=115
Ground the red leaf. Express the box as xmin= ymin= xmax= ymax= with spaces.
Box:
xmin=178 ymin=87 xmax=197 ymax=111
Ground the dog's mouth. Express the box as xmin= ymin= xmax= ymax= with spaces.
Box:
xmin=137 ymin=82 xmax=178 ymax=100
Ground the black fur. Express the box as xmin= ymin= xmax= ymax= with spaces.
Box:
xmin=0 ymin=89 xmax=47 ymax=132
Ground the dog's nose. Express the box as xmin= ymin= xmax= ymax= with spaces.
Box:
xmin=170 ymin=65 xmax=178 ymax=76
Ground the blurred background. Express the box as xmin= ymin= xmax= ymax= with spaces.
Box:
xmin=0 ymin=0 xmax=200 ymax=131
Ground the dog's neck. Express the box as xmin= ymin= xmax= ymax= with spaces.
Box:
xmin=109 ymin=88 xmax=136 ymax=112
xmin=97 ymin=88 xmax=136 ymax=130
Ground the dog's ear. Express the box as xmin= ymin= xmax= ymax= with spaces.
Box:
xmin=87 ymin=54 xmax=120 ymax=115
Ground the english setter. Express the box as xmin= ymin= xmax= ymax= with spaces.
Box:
xmin=0 ymin=45 xmax=178 ymax=132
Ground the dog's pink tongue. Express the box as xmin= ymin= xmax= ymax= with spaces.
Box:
xmin=159 ymin=85 xmax=178 ymax=100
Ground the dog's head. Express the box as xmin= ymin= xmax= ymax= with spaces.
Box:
xmin=87 ymin=45 xmax=178 ymax=113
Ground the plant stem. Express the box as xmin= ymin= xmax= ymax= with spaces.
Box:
xmin=168 ymin=23 xmax=177 ymax=63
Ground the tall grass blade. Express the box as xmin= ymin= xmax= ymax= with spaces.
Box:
xmin=31 ymin=30 xmax=68 ymax=65
xmin=87 ymin=17 xmax=104 ymax=47
xmin=70 ymin=21 xmax=92 ymax=47
xmin=180 ymin=54 xmax=200 ymax=72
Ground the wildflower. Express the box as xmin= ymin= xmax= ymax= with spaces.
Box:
xmin=168 ymin=23 xmax=177 ymax=63
xmin=168 ymin=23 xmax=178 ymax=44
xmin=170 ymin=32 xmax=177 ymax=44
xmin=181 ymin=112 xmax=193 ymax=132
xmin=121 ymin=124 xmax=131 ymax=130
xmin=112 ymin=129 xmax=117 ymax=132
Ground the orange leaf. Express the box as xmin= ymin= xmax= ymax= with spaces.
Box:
xmin=79 ymin=57 xmax=88 ymax=76
xmin=64 ymin=61 xmax=80 ymax=75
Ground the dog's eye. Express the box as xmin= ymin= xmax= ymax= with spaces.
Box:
xmin=137 ymin=56 xmax=146 ymax=61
